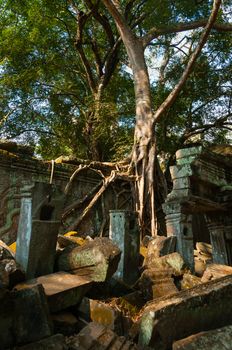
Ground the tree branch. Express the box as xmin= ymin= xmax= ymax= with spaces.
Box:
xmin=153 ymin=0 xmax=222 ymax=124
xmin=143 ymin=19 xmax=232 ymax=48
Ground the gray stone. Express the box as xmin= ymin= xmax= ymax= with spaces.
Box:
xmin=16 ymin=182 xmax=64 ymax=279
xmin=14 ymin=284 xmax=53 ymax=344
xmin=57 ymin=237 xmax=121 ymax=283
xmin=144 ymin=236 xmax=176 ymax=267
xmin=15 ymin=334 xmax=68 ymax=350
xmin=15 ymin=271 xmax=92 ymax=313
xmin=138 ymin=275 xmax=232 ymax=349
xmin=172 ymin=325 xmax=232 ymax=350
xmin=109 ymin=210 xmax=140 ymax=285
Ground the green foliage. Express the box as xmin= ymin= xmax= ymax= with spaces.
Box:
xmin=0 ymin=0 xmax=231 ymax=162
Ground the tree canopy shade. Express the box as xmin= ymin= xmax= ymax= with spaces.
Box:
xmin=0 ymin=0 xmax=232 ymax=235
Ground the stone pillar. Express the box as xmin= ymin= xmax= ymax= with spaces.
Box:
xmin=163 ymin=202 xmax=194 ymax=272
xmin=109 ymin=210 xmax=140 ymax=285
xmin=16 ymin=182 xmax=64 ymax=279
xmin=205 ymin=213 xmax=230 ymax=265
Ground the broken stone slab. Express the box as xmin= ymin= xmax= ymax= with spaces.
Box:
xmin=144 ymin=252 xmax=186 ymax=276
xmin=144 ymin=236 xmax=177 ymax=267
xmin=172 ymin=325 xmax=232 ymax=350
xmin=0 ymin=259 xmax=25 ymax=289
xmin=14 ymin=334 xmax=68 ymax=350
xmin=138 ymin=275 xmax=232 ymax=349
xmin=15 ymin=271 xmax=92 ymax=313
xmin=201 ymin=263 xmax=232 ymax=283
xmin=0 ymin=239 xmax=15 ymax=260
xmin=52 ymin=312 xmax=78 ymax=336
xmin=66 ymin=322 xmax=140 ymax=349
xmin=57 ymin=234 xmax=81 ymax=248
xmin=13 ymin=284 xmax=53 ymax=345
xmin=56 ymin=237 xmax=121 ymax=282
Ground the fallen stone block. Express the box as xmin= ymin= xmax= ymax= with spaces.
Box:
xmin=144 ymin=252 xmax=185 ymax=276
xmin=57 ymin=234 xmax=82 ymax=249
xmin=15 ymin=271 xmax=92 ymax=312
xmin=0 ymin=239 xmax=15 ymax=260
xmin=57 ymin=237 xmax=121 ymax=282
xmin=66 ymin=322 xmax=140 ymax=349
xmin=201 ymin=263 xmax=232 ymax=283
xmin=14 ymin=284 xmax=53 ymax=345
xmin=172 ymin=325 xmax=232 ymax=350
xmin=52 ymin=311 xmax=78 ymax=335
xmin=138 ymin=275 xmax=232 ymax=349
xmin=144 ymin=236 xmax=176 ymax=267
xmin=14 ymin=334 xmax=67 ymax=350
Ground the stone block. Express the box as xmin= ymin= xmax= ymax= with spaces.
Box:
xmin=138 ymin=275 xmax=232 ymax=349
xmin=201 ymin=263 xmax=232 ymax=283
xmin=15 ymin=334 xmax=68 ymax=350
xmin=52 ymin=312 xmax=78 ymax=335
xmin=15 ymin=271 xmax=92 ymax=313
xmin=152 ymin=277 xmax=179 ymax=299
xmin=66 ymin=322 xmax=139 ymax=349
xmin=144 ymin=236 xmax=176 ymax=267
xmin=145 ymin=252 xmax=185 ymax=276
xmin=13 ymin=284 xmax=53 ymax=345
xmin=172 ymin=325 xmax=232 ymax=350
xmin=57 ymin=237 xmax=121 ymax=283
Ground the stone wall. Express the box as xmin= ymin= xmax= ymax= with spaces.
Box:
xmin=0 ymin=149 xmax=132 ymax=244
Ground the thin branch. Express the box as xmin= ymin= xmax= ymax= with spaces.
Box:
xmin=153 ymin=0 xmax=222 ymax=124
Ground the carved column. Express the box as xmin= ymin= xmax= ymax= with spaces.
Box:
xmin=163 ymin=202 xmax=194 ymax=271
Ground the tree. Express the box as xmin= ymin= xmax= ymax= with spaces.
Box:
xmin=101 ymin=0 xmax=232 ymax=235
xmin=0 ymin=0 xmax=135 ymax=160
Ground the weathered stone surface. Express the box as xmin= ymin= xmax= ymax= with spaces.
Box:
xmin=109 ymin=210 xmax=140 ymax=285
xmin=144 ymin=252 xmax=185 ymax=276
xmin=196 ymin=242 xmax=212 ymax=256
xmin=144 ymin=236 xmax=176 ymax=267
xmin=0 ymin=259 xmax=25 ymax=288
xmin=57 ymin=234 xmax=80 ymax=248
xmin=66 ymin=322 xmax=140 ymax=349
xmin=139 ymin=275 xmax=232 ymax=349
xmin=15 ymin=334 xmax=67 ymax=350
xmin=139 ymin=268 xmax=177 ymax=300
xmin=201 ymin=263 xmax=232 ymax=283
xmin=0 ymin=239 xmax=15 ymax=260
xmin=14 ymin=284 xmax=53 ymax=344
xmin=52 ymin=312 xmax=78 ymax=335
xmin=0 ymin=288 xmax=15 ymax=349
xmin=57 ymin=237 xmax=121 ymax=282
xmin=15 ymin=271 xmax=92 ymax=312
xmin=180 ymin=273 xmax=202 ymax=290
xmin=172 ymin=325 xmax=232 ymax=350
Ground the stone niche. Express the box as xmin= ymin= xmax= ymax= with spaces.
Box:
xmin=163 ymin=146 xmax=232 ymax=271
xmin=0 ymin=148 xmax=132 ymax=244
